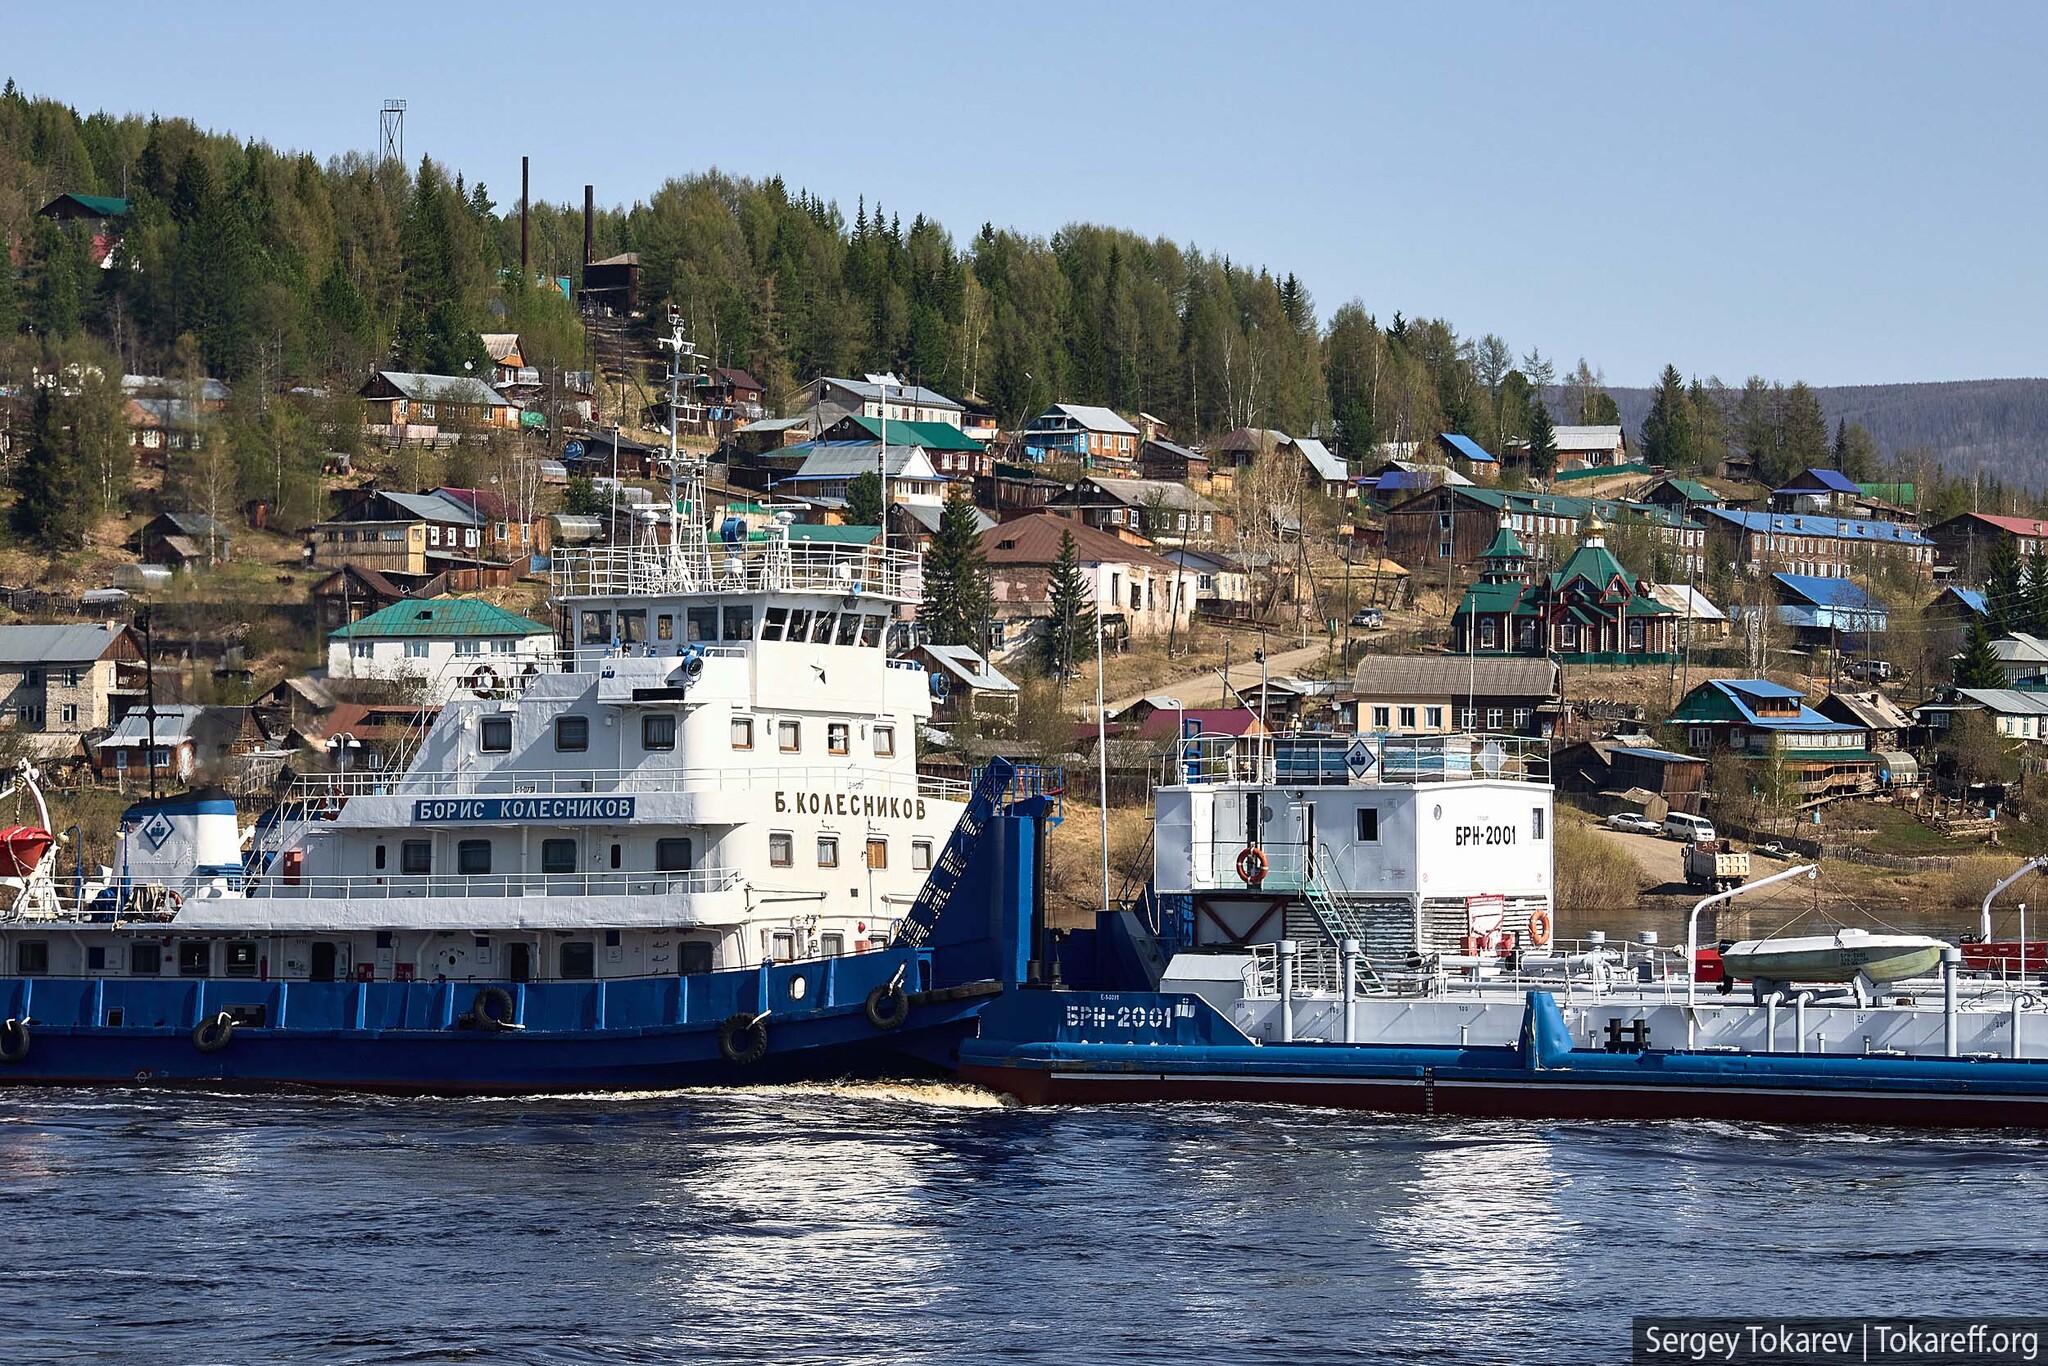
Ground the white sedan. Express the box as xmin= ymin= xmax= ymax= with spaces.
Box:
xmin=1605 ymin=812 xmax=1662 ymax=835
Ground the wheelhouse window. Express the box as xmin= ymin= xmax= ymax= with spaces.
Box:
xmin=834 ymin=614 xmax=861 ymax=646
xmin=642 ymin=714 xmax=676 ymax=751
xmin=580 ymin=611 xmax=612 ymax=644
xmin=760 ymin=607 xmax=788 ymax=641
xmin=177 ymin=941 xmax=211 ymax=977
xmin=655 ymin=838 xmax=693 ymax=872
xmin=687 ymin=606 xmax=718 ymax=642
xmin=15 ymin=940 xmax=48 ymax=975
xmin=873 ymin=725 xmax=895 ymax=758
xmin=786 ymin=609 xmax=812 ymax=641
xmin=723 ymin=606 xmax=755 ymax=640
xmin=479 ymin=716 xmax=512 ymax=752
xmin=457 ymin=840 xmax=492 ymax=875
xmin=401 ymin=840 xmax=432 ymax=875
xmin=731 ymin=717 xmax=754 ymax=750
xmin=778 ymin=719 xmax=801 ymax=753
xmin=619 ymin=610 xmax=647 ymax=644
xmin=810 ymin=611 xmax=838 ymax=644
xmin=768 ymin=832 xmax=793 ymax=868
xmin=541 ymin=839 xmax=578 ymax=874
xmin=817 ymin=835 xmax=839 ymax=868
xmin=554 ymin=716 xmax=589 ymax=751
xmin=558 ymin=942 xmax=595 ymax=980
xmin=827 ymin=722 xmax=850 ymax=755
xmin=858 ymin=615 xmax=886 ymax=647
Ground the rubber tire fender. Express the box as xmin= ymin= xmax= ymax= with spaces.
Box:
xmin=864 ymin=981 xmax=912 ymax=1031
xmin=717 ymin=1013 xmax=768 ymax=1066
xmin=472 ymin=986 xmax=516 ymax=1032
xmin=0 ymin=1017 xmax=27 ymax=1064
xmin=192 ymin=1012 xmax=236 ymax=1054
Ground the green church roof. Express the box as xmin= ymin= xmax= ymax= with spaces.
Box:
xmin=1481 ymin=523 xmax=1527 ymax=559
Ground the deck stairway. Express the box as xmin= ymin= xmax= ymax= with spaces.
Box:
xmin=896 ymin=760 xmax=1062 ymax=948
xmin=1276 ymin=843 xmax=1388 ymax=995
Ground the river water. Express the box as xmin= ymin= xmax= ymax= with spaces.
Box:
xmin=2 ymin=1083 xmax=2043 ymax=1365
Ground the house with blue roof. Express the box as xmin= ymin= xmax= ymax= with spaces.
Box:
xmin=1669 ymin=678 xmax=1877 ymax=801
xmin=1435 ymin=433 xmax=1498 ymax=482
xmin=1763 ymin=573 xmax=1888 ymax=646
xmin=1771 ymin=467 xmax=1865 ymax=515
xmin=1697 ymin=507 xmax=1934 ymax=580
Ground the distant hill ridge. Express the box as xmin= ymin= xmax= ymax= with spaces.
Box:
xmin=1599 ymin=379 xmax=2048 ymax=485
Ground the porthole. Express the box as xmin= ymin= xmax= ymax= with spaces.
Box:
xmin=789 ymin=975 xmax=809 ymax=1002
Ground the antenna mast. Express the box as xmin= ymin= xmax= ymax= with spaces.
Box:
xmin=656 ymin=310 xmax=704 ymax=586
xmin=379 ymin=100 xmax=405 ymax=165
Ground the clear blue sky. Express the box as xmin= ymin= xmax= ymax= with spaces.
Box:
xmin=10 ymin=0 xmax=2044 ymax=388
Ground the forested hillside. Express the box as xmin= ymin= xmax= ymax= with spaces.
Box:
xmin=4 ymin=77 xmax=2047 ymax=558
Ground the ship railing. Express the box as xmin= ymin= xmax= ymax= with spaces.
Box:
xmin=1159 ymin=732 xmax=1550 ymax=788
xmin=552 ymin=540 xmax=922 ymax=601
xmin=248 ymin=867 xmax=744 ymax=901
xmin=281 ymin=763 xmax=971 ymax=804
xmin=1243 ymin=941 xmax=1382 ymax=999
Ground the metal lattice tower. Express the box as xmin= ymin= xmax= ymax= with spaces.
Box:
xmin=379 ymin=100 xmax=405 ymax=164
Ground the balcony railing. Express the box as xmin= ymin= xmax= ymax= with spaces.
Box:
xmin=1158 ymin=732 xmax=1550 ymax=788
xmin=283 ymin=762 xmax=970 ymax=804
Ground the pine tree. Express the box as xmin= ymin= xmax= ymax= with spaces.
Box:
xmin=1526 ymin=399 xmax=1557 ymax=482
xmin=920 ymin=489 xmax=991 ymax=651
xmin=1039 ymin=527 xmax=1095 ymax=684
xmin=1640 ymin=364 xmax=1694 ymax=470
xmin=844 ymin=470 xmax=884 ymax=526
xmin=1780 ymin=381 xmax=1830 ymax=475
xmin=1987 ymin=534 xmax=2027 ymax=634
xmin=2026 ymin=543 xmax=2048 ymax=638
xmin=10 ymin=377 xmax=92 ymax=551
xmin=1954 ymin=617 xmax=2006 ymax=690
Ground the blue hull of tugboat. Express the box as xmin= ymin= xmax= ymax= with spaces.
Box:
xmin=0 ymin=947 xmax=991 ymax=1093
xmin=959 ymin=989 xmax=2048 ymax=1127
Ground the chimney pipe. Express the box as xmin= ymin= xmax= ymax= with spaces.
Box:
xmin=583 ymin=184 xmax=594 ymax=268
xmin=520 ymin=156 xmax=530 ymax=273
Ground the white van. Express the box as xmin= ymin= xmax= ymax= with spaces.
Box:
xmin=1664 ymin=811 xmax=1716 ymax=843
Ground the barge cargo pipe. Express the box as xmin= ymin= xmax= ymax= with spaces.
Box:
xmin=1981 ymin=856 xmax=2047 ymax=941
xmin=1687 ymin=863 xmax=1819 ymax=1005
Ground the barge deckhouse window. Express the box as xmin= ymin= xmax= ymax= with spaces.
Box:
xmin=541 ymin=839 xmax=578 ymax=874
xmin=131 ymin=944 xmax=161 ymax=975
xmin=177 ymin=942 xmax=211 ymax=977
xmin=480 ymin=716 xmax=512 ymax=752
xmin=656 ymin=838 xmax=693 ymax=872
xmin=15 ymin=940 xmax=48 ymax=975
xmin=402 ymin=840 xmax=432 ymax=875
xmin=643 ymin=714 xmax=676 ymax=750
xmin=224 ymin=941 xmax=259 ymax=978
xmin=559 ymin=942 xmax=595 ymax=980
xmin=458 ymin=840 xmax=492 ymax=875
xmin=1357 ymin=808 xmax=1380 ymax=842
xmin=555 ymin=716 xmax=589 ymax=751
xmin=874 ymin=725 xmax=895 ymax=757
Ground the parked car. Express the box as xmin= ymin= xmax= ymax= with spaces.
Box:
xmin=1606 ymin=812 xmax=1662 ymax=835
xmin=1844 ymin=659 xmax=1895 ymax=682
xmin=1350 ymin=608 xmax=1384 ymax=630
xmin=1663 ymin=811 xmax=1717 ymax=843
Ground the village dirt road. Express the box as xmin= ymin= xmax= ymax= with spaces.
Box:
xmin=1105 ymin=641 xmax=1331 ymax=715
xmin=1587 ymin=821 xmax=1689 ymax=894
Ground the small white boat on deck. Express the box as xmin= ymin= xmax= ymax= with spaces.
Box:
xmin=1719 ymin=927 xmax=1948 ymax=991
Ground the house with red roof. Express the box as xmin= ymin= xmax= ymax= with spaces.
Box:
xmin=1926 ymin=511 xmax=2048 ymax=585
xmin=978 ymin=513 xmax=1195 ymax=654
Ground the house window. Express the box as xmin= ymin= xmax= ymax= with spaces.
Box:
xmin=555 ymin=716 xmax=589 ymax=752
xmin=1690 ymin=727 xmax=1712 ymax=750
xmin=1357 ymin=808 xmax=1379 ymax=842
xmin=1487 ymin=708 xmax=1504 ymax=729
xmin=457 ymin=840 xmax=492 ymax=875
xmin=454 ymin=639 xmax=481 ymax=657
xmin=541 ymin=839 xmax=577 ymax=874
xmin=1439 ymin=541 xmax=1453 ymax=559
xmin=480 ymin=717 xmax=512 ymax=752
xmin=1479 ymin=619 xmax=1497 ymax=649
xmin=778 ymin=719 xmax=801 ymax=752
xmin=656 ymin=838 xmax=693 ymax=872
xmin=874 ymin=725 xmax=895 ymax=757
xmin=817 ymin=835 xmax=839 ymax=868
xmin=642 ymin=714 xmax=676 ymax=751
xmin=1558 ymin=623 xmax=1578 ymax=649
xmin=1514 ymin=708 xmax=1532 ymax=730
xmin=404 ymin=641 xmax=428 ymax=659
xmin=1372 ymin=706 xmax=1391 ymax=730
xmin=731 ymin=717 xmax=754 ymax=750
xmin=827 ymin=722 xmax=850 ymax=755
xmin=1398 ymin=706 xmax=1417 ymax=729
xmin=913 ymin=840 xmax=933 ymax=871
xmin=60 ymin=704 xmax=77 ymax=725
xmin=351 ymin=642 xmax=373 ymax=660
xmin=1425 ymin=706 xmax=1443 ymax=729
xmin=865 ymin=837 xmax=888 ymax=870
xmin=402 ymin=840 xmax=432 ymax=875
xmin=769 ymin=832 xmax=793 ymax=868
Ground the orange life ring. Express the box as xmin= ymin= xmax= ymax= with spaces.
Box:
xmin=1235 ymin=846 xmax=1268 ymax=885
xmin=1527 ymin=909 xmax=1553 ymax=947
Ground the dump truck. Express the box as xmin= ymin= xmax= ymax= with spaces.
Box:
xmin=1683 ymin=839 xmax=1751 ymax=892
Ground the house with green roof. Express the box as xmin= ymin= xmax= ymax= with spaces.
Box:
xmin=817 ymin=413 xmax=992 ymax=480
xmin=1384 ymin=483 xmax=1707 ymax=582
xmin=1452 ymin=514 xmax=1679 ymax=663
xmin=326 ymin=597 xmax=555 ymax=703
